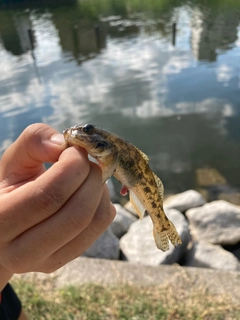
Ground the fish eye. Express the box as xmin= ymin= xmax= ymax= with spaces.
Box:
xmin=96 ymin=141 xmax=108 ymax=148
xmin=82 ymin=124 xmax=94 ymax=134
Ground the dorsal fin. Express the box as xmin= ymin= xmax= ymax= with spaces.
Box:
xmin=138 ymin=149 xmax=149 ymax=162
xmin=153 ymin=172 xmax=164 ymax=202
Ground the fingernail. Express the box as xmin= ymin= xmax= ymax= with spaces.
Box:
xmin=50 ymin=133 xmax=65 ymax=145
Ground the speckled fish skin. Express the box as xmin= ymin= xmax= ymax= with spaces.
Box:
xmin=63 ymin=124 xmax=182 ymax=251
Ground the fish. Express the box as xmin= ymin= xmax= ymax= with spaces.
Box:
xmin=63 ymin=124 xmax=182 ymax=251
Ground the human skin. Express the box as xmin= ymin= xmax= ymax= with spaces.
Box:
xmin=0 ymin=123 xmax=116 ymax=291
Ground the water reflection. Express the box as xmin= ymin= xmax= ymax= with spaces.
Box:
xmin=190 ymin=5 xmax=239 ymax=61
xmin=0 ymin=0 xmax=240 ymax=194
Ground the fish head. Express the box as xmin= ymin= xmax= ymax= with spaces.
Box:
xmin=63 ymin=124 xmax=113 ymax=158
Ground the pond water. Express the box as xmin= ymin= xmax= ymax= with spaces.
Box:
xmin=0 ymin=0 xmax=240 ymax=195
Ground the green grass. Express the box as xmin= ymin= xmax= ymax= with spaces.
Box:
xmin=11 ymin=278 xmax=240 ymax=320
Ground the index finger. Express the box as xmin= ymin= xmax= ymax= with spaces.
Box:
xmin=0 ymin=123 xmax=65 ymax=186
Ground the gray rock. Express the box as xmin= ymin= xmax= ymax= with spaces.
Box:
xmin=120 ymin=209 xmax=191 ymax=266
xmin=186 ymin=200 xmax=240 ymax=245
xmin=186 ymin=241 xmax=240 ymax=271
xmin=231 ymin=247 xmax=240 ymax=261
xmin=14 ymin=257 xmax=240 ymax=304
xmin=164 ymin=189 xmax=206 ymax=212
xmin=196 ymin=168 xmax=227 ymax=186
xmin=111 ymin=204 xmax=137 ymax=238
xmin=218 ymin=192 xmax=240 ymax=206
xmin=107 ymin=178 xmax=119 ymax=203
xmin=83 ymin=227 xmax=119 ymax=260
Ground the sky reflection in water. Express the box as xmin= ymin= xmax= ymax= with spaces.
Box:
xmin=0 ymin=0 xmax=240 ymax=194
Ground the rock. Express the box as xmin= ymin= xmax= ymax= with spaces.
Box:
xmin=120 ymin=209 xmax=191 ymax=266
xmin=185 ymin=241 xmax=240 ymax=271
xmin=196 ymin=168 xmax=227 ymax=186
xmin=164 ymin=190 xmax=206 ymax=212
xmin=218 ymin=192 xmax=240 ymax=206
xmin=83 ymin=227 xmax=119 ymax=260
xmin=202 ymin=184 xmax=240 ymax=203
xmin=107 ymin=178 xmax=119 ymax=203
xmin=186 ymin=200 xmax=240 ymax=245
xmin=111 ymin=204 xmax=137 ymax=238
xmin=231 ymin=247 xmax=240 ymax=261
xmin=14 ymin=257 xmax=240 ymax=304
xmin=222 ymin=243 xmax=240 ymax=261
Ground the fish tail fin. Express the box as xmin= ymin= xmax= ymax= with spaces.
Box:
xmin=153 ymin=221 xmax=182 ymax=252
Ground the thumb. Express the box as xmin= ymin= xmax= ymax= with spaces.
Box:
xmin=0 ymin=123 xmax=65 ymax=186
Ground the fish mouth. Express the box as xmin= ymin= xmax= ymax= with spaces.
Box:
xmin=64 ymin=126 xmax=94 ymax=147
xmin=63 ymin=128 xmax=71 ymax=139
xmin=63 ymin=124 xmax=95 ymax=140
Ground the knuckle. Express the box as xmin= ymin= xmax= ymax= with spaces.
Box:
xmin=24 ymin=123 xmax=52 ymax=140
xmin=4 ymin=244 xmax=44 ymax=273
xmin=38 ymin=259 xmax=64 ymax=274
xmin=23 ymin=123 xmax=51 ymax=147
xmin=2 ymin=250 xmax=29 ymax=273
xmin=95 ymin=202 xmax=116 ymax=229
xmin=109 ymin=204 xmax=117 ymax=222
xmin=37 ymin=264 xmax=54 ymax=273
xmin=90 ymin=161 xmax=102 ymax=177
xmin=34 ymin=187 xmax=65 ymax=213
xmin=67 ymin=207 xmax=93 ymax=231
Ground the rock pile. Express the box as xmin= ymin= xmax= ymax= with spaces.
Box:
xmin=83 ymin=188 xmax=240 ymax=272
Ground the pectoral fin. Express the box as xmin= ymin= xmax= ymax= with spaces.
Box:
xmin=129 ymin=190 xmax=146 ymax=219
xmin=100 ymin=153 xmax=118 ymax=184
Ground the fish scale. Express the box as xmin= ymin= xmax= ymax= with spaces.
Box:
xmin=63 ymin=124 xmax=182 ymax=252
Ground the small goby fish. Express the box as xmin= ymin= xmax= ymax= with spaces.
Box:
xmin=63 ymin=124 xmax=182 ymax=251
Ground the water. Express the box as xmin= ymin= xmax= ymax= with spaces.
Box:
xmin=0 ymin=0 xmax=240 ymax=195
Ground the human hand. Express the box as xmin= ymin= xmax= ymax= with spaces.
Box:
xmin=0 ymin=123 xmax=116 ymax=289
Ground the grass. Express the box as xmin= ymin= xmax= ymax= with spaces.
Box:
xmin=11 ymin=276 xmax=240 ymax=320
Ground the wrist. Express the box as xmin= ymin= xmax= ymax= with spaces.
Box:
xmin=0 ymin=265 xmax=13 ymax=291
